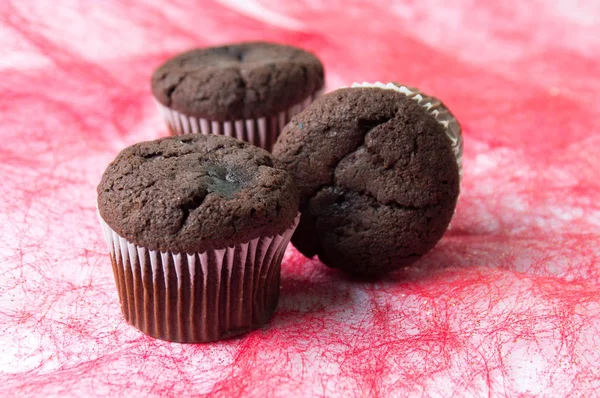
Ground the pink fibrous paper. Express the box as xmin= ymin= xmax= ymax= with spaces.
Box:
xmin=1 ymin=0 xmax=600 ymax=397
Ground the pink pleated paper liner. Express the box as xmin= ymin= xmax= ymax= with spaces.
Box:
xmin=350 ymin=82 xmax=463 ymax=179
xmin=156 ymin=91 xmax=322 ymax=151
xmin=98 ymin=215 xmax=299 ymax=343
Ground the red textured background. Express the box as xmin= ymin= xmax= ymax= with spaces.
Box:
xmin=1 ymin=0 xmax=600 ymax=396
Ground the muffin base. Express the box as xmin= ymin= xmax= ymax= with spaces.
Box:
xmin=98 ymin=215 xmax=298 ymax=343
xmin=156 ymin=91 xmax=322 ymax=151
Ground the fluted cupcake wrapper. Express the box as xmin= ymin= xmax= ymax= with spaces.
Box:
xmin=98 ymin=215 xmax=299 ymax=343
xmin=350 ymin=82 xmax=463 ymax=179
xmin=156 ymin=91 xmax=322 ymax=151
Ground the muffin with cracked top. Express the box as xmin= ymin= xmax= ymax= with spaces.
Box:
xmin=273 ymin=86 xmax=460 ymax=277
xmin=97 ymin=134 xmax=299 ymax=342
xmin=151 ymin=42 xmax=325 ymax=151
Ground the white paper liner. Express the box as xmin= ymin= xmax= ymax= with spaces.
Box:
xmin=98 ymin=214 xmax=299 ymax=343
xmin=156 ymin=91 xmax=322 ymax=151
xmin=351 ymin=82 xmax=463 ymax=179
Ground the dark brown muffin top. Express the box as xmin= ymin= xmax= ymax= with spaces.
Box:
xmin=98 ymin=134 xmax=299 ymax=253
xmin=151 ymin=42 xmax=324 ymax=121
xmin=273 ymin=87 xmax=460 ymax=277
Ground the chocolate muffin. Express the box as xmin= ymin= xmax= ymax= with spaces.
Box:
xmin=273 ymin=87 xmax=460 ymax=277
xmin=97 ymin=134 xmax=299 ymax=342
xmin=152 ymin=42 xmax=325 ymax=151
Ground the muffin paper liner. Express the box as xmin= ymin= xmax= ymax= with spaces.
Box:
xmin=156 ymin=91 xmax=322 ymax=151
xmin=351 ymin=82 xmax=463 ymax=178
xmin=98 ymin=214 xmax=299 ymax=343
